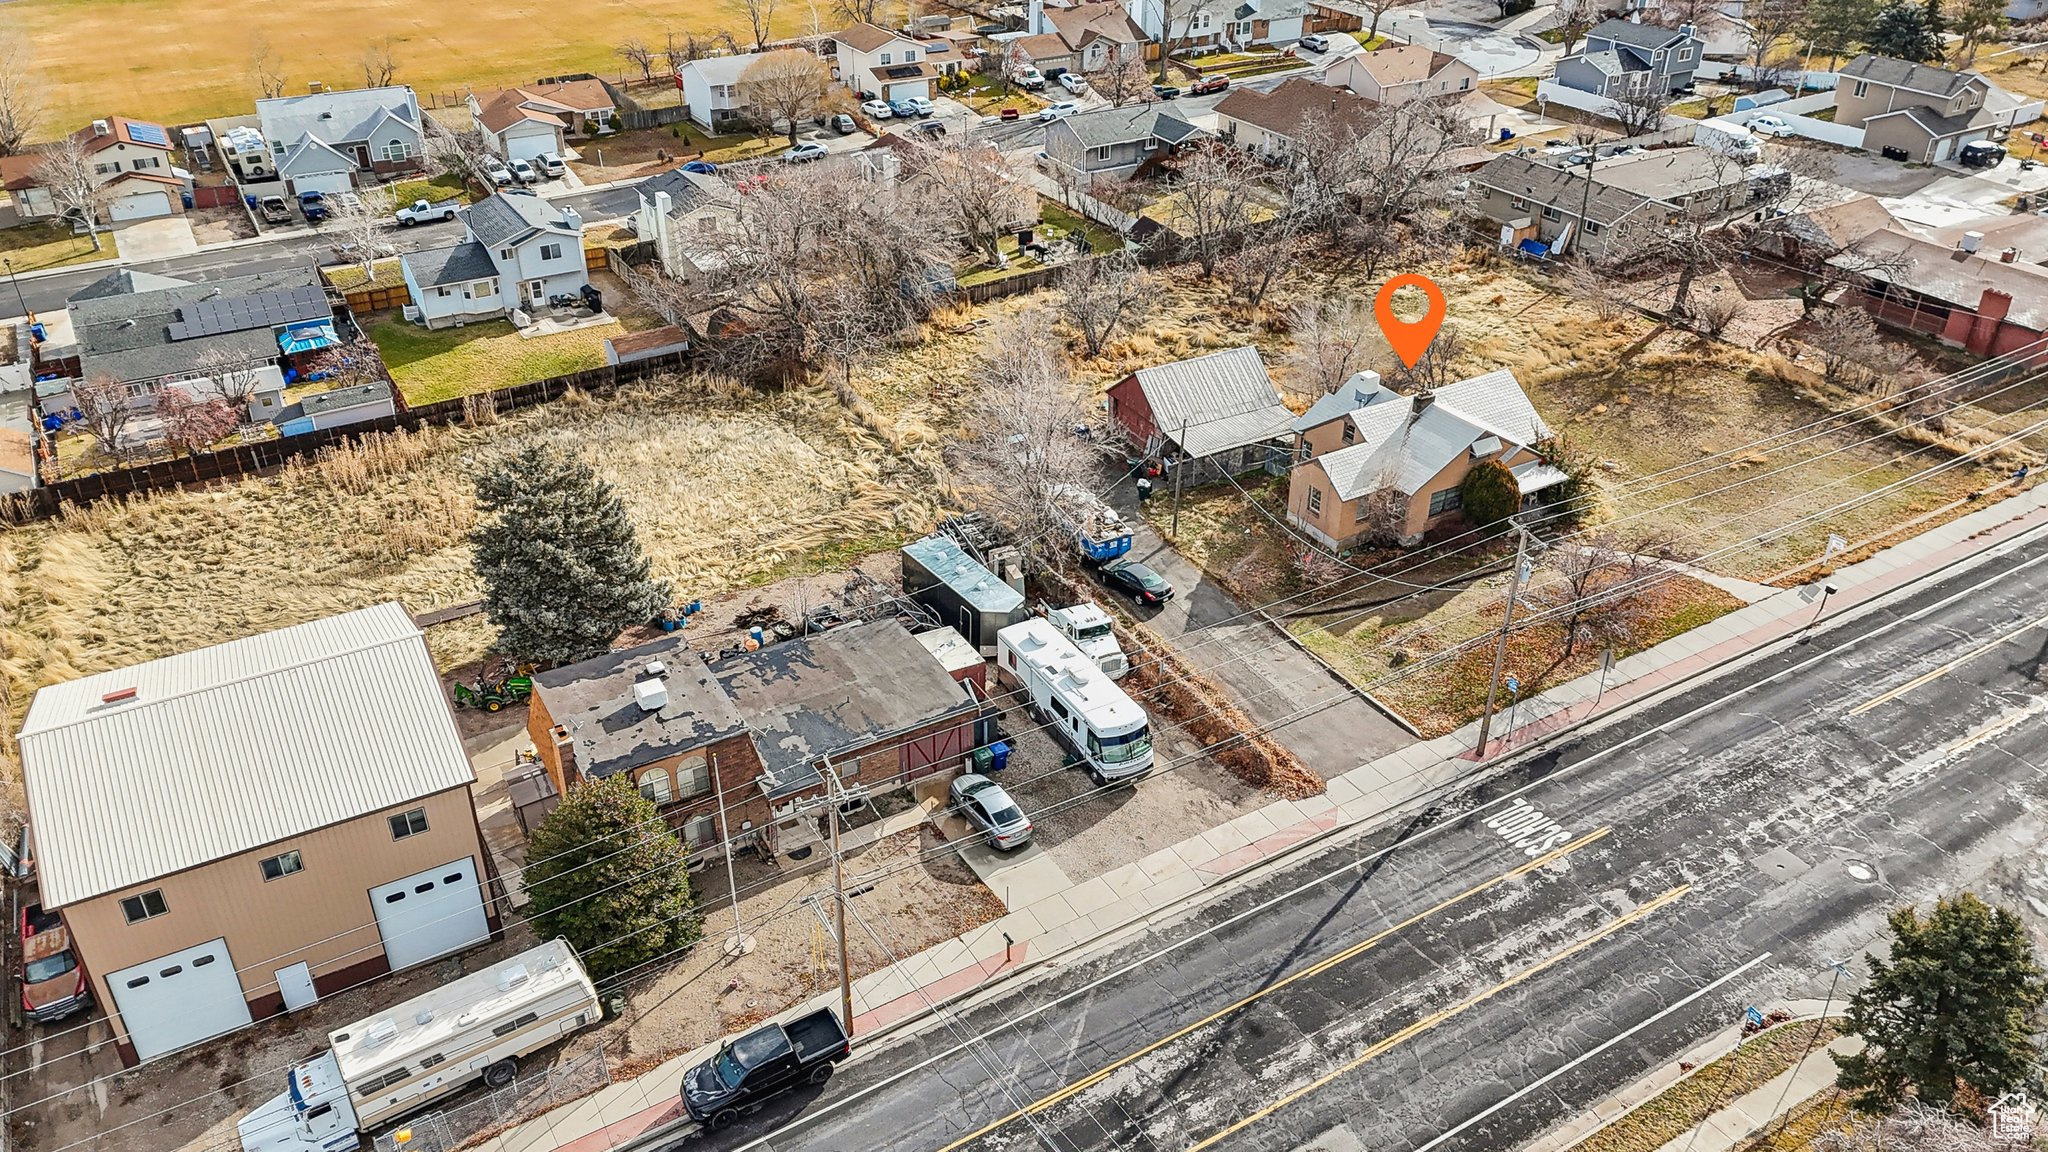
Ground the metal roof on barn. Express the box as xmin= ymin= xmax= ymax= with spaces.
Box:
xmin=1130 ymin=345 xmax=1295 ymax=459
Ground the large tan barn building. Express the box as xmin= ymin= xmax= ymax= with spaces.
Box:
xmin=18 ymin=603 xmax=499 ymax=1065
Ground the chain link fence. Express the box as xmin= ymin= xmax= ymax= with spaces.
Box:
xmin=373 ymin=1042 xmax=613 ymax=1152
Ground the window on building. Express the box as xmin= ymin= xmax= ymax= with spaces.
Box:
xmin=500 ymin=248 xmax=514 ymax=261
xmin=1091 ymin=144 xmax=1113 ymax=161
xmin=381 ymin=141 xmax=414 ymax=162
xmin=1510 ymin=196 xmax=1528 ymax=211
xmin=1306 ymin=487 xmax=1323 ymax=516
xmin=1427 ymin=487 xmax=1462 ymax=516
xmin=685 ymin=814 xmax=717 ymax=847
xmin=678 ymin=756 xmax=712 ymax=800
xmin=94 ymin=162 xmax=117 ymax=175
xmin=1542 ymin=206 xmax=1560 ymax=221
xmin=541 ymin=243 xmax=562 ymax=260
xmin=1677 ymin=47 xmax=1692 ymax=61
xmin=260 ymin=850 xmax=303 ymax=881
xmin=1355 ymin=499 xmax=1379 ymax=524
xmin=121 ymin=890 xmax=168 ymax=924
xmin=1237 ymin=19 xmax=1252 ymax=34
xmin=1461 ymin=77 xmax=1471 ymax=90
xmin=1341 ymin=423 xmax=1355 ymax=445
xmin=132 ymin=157 xmax=161 ymax=170
xmin=638 ymin=768 xmax=674 ymax=804
xmin=436 ymin=286 xmax=450 ymax=297
xmin=1585 ymin=221 xmax=1603 ymax=235
xmin=1852 ymin=80 xmax=1868 ymax=97
xmin=389 ymin=808 xmax=429 ymax=840
xmin=905 ymin=48 xmax=917 ymax=61
xmin=881 ymin=51 xmax=893 ymax=64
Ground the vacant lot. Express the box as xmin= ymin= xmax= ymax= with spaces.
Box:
xmin=370 ymin=315 xmax=623 ymax=404
xmin=6 ymin=0 xmax=813 ymax=132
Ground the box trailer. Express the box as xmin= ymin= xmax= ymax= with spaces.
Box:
xmin=902 ymin=534 xmax=1030 ymax=656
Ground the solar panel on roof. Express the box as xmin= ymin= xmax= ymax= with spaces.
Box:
xmin=126 ymin=122 xmax=170 ymax=147
xmin=166 ymin=285 xmax=328 ymax=341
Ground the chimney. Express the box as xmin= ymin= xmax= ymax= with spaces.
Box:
xmin=91 ymin=119 xmax=110 ymax=137
xmin=1960 ymin=230 xmax=1983 ymax=253
xmin=1353 ymin=369 xmax=1383 ymax=404
xmin=308 ymin=81 xmax=325 ymax=94
xmin=633 ymin=675 xmax=669 ymax=713
xmin=562 ymin=205 xmax=583 ymax=232
xmin=1408 ymin=389 xmax=1435 ymax=424
xmin=2000 ymin=247 xmax=2018 ymax=263
xmin=550 ymin=724 xmax=579 ymax=782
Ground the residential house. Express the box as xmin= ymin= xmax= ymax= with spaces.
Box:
xmin=1286 ymin=370 xmax=1559 ymax=547
xmin=1214 ymin=76 xmax=1375 ymax=159
xmin=1041 ymin=102 xmax=1207 ymax=180
xmin=527 ymin=620 xmax=982 ymax=863
xmin=16 ymin=603 xmax=499 ymax=1065
xmin=45 ymin=267 xmax=344 ymax=434
xmin=1124 ymin=0 xmax=1353 ymax=49
xmin=636 ymin=167 xmax=742 ymax=282
xmin=1835 ymin=55 xmax=1995 ymax=164
xmin=1017 ymin=0 xmax=1148 ymax=75
xmin=1748 ymin=194 xmax=1899 ymax=264
xmin=470 ymin=79 xmax=618 ymax=161
xmin=400 ymin=193 xmax=589 ymax=327
xmin=1324 ymin=44 xmax=1478 ymax=105
xmin=1122 ymin=0 xmax=1230 ymax=51
xmin=1106 ymin=345 xmax=1296 ymax=482
xmin=832 ymin=23 xmax=958 ymax=102
xmin=1551 ymin=20 xmax=1703 ymax=99
xmin=677 ymin=52 xmax=770 ymax=133
xmin=0 ymin=116 xmax=183 ymax=223
xmin=1831 ymin=222 xmax=2048 ymax=362
xmin=255 ymin=84 xmax=426 ymax=196
xmin=281 ymin=380 xmax=397 ymax=434
xmin=1470 ymin=146 xmax=1752 ymax=259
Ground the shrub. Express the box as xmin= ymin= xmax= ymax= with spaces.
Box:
xmin=1459 ymin=459 xmax=1521 ymax=530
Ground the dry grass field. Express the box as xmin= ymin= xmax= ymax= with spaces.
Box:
xmin=6 ymin=0 xmax=816 ymax=132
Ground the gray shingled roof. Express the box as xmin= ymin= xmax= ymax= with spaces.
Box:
xmin=464 ymin=192 xmax=574 ymax=248
xmin=68 ymin=267 xmax=327 ymax=385
xmin=405 ymin=241 xmax=499 ymax=288
xmin=1294 ymin=372 xmax=1398 ymax=434
xmin=68 ymin=269 xmax=191 ymax=303
xmin=1840 ymin=54 xmax=1984 ymax=99
xmin=533 ymin=634 xmax=749 ymax=781
xmin=1586 ymin=17 xmax=1693 ymax=51
xmin=256 ymin=85 xmax=420 ymax=148
xmin=1868 ymin=104 xmax=1996 ymax=139
xmin=1053 ymin=102 xmax=1210 ymax=150
xmin=1473 ymin=153 xmax=1649 ymax=226
xmin=639 ymin=167 xmax=734 ymax=216
xmin=300 ymin=380 xmax=391 ymax=417
xmin=1131 ymin=345 xmax=1295 ymax=459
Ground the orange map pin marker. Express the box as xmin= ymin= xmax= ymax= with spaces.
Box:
xmin=1375 ymin=274 xmax=1448 ymax=369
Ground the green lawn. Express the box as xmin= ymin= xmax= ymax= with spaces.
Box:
xmin=386 ymin=173 xmax=473 ymax=208
xmin=368 ymin=316 xmax=622 ymax=405
xmin=0 ymin=220 xmax=117 ymax=273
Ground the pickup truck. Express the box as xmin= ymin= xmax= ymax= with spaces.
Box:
xmin=395 ymin=198 xmax=460 ymax=226
xmin=256 ymin=196 xmax=292 ymax=225
xmin=681 ymin=1008 xmax=850 ymax=1130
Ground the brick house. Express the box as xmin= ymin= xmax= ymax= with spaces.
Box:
xmin=1830 ymin=224 xmax=2048 ymax=363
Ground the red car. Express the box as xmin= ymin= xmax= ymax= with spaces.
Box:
xmin=1189 ymin=75 xmax=1231 ymax=95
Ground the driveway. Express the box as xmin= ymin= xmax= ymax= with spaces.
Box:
xmin=1096 ymin=470 xmax=1413 ymax=780
xmin=1871 ymin=155 xmax=2048 ymax=229
xmin=1382 ymin=11 xmax=1546 ymax=76
xmin=113 ymin=216 xmax=199 ymax=260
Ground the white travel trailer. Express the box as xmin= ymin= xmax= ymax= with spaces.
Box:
xmin=995 ymin=618 xmax=1152 ymax=784
xmin=236 ymin=938 xmax=600 ymax=1152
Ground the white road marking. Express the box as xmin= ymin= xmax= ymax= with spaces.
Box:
xmin=1409 ymin=953 xmax=1776 ymax=1152
xmin=1483 ymin=799 xmax=1575 ymax=858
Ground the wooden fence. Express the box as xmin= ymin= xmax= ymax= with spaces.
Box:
xmin=343 ymin=283 xmax=413 ymax=313
xmin=960 ymin=264 xmax=1063 ymax=304
xmin=8 ymin=352 xmax=688 ymax=520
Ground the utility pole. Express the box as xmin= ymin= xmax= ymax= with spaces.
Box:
xmin=1169 ymin=417 xmax=1189 ymax=538
xmin=1474 ymin=519 xmax=1533 ymax=758
xmin=823 ymin=755 xmax=854 ymax=1032
xmin=713 ymin=755 xmax=753 ymax=957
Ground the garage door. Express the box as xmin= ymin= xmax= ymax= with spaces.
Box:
xmin=108 ymin=938 xmax=253 ymax=1062
xmin=289 ymin=171 xmax=353 ymax=198
xmin=886 ymin=81 xmax=930 ymax=102
xmin=506 ymin=133 xmax=555 ymax=163
xmin=371 ymin=857 xmax=490 ymax=971
xmin=108 ymin=190 xmax=172 ymax=222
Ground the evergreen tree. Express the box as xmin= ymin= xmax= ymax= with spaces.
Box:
xmin=524 ymin=775 xmax=700 ymax=981
xmin=1797 ymin=0 xmax=1882 ymax=65
xmin=1833 ymin=893 xmax=2047 ymax=1112
xmin=470 ymin=445 xmax=671 ymax=667
xmin=1922 ymin=0 xmax=1948 ymax=55
xmin=1459 ymin=459 xmax=1522 ymax=530
xmin=1865 ymin=1 xmax=1941 ymax=60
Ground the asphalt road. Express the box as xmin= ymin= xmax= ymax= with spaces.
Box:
xmin=651 ymin=525 xmax=2048 ymax=1152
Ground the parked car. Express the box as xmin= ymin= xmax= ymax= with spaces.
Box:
xmin=482 ymin=156 xmax=514 ymax=186
xmin=1014 ymin=66 xmax=1047 ymax=89
xmin=1038 ymin=101 xmax=1080 ymax=122
xmin=1152 ymin=83 xmax=1182 ymax=100
xmin=1960 ymin=140 xmax=2007 ymax=169
xmin=256 ymin=195 xmax=292 ymax=225
xmin=508 ymin=157 xmax=539 ymax=184
xmin=784 ymin=142 xmax=830 ymax=163
xmin=395 ymin=197 xmax=460 ymax=226
xmin=861 ymin=98 xmax=895 ymax=119
xmin=682 ymin=160 xmax=719 ymax=174
xmin=1189 ymin=75 xmax=1230 ymax=96
xmin=1298 ymin=32 xmax=1331 ymax=52
xmin=1059 ymin=72 xmax=1090 ymax=94
xmin=888 ymin=98 xmax=921 ymax=118
xmin=823 ymin=112 xmax=857 ymax=134
xmin=901 ymin=95 xmax=935 ymax=117
xmin=1099 ymin=559 xmax=1173 ymax=606
xmin=1749 ymin=115 xmax=1793 ymax=137
xmin=682 ymin=1009 xmax=851 ymax=1130
xmin=536 ymin=152 xmax=567 ymax=178
xmin=19 ymin=904 xmax=89 ymax=1024
xmin=297 ymin=190 xmax=330 ymax=222
xmin=909 ymin=119 xmax=949 ymax=138
xmin=949 ymin=773 xmax=1033 ymax=851
xmin=1000 ymin=107 xmax=1022 ymax=121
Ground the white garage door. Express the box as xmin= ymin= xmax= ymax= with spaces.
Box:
xmin=108 ymin=190 xmax=172 ymax=222
xmin=505 ymin=131 xmax=555 ymax=164
xmin=886 ymin=81 xmax=930 ymax=102
xmin=289 ymin=171 xmax=353 ymax=198
xmin=371 ymin=857 xmax=490 ymax=972
xmin=108 ymin=938 xmax=253 ymax=1062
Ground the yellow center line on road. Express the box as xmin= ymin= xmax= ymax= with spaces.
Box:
xmin=933 ymin=827 xmax=1614 ymax=1152
xmin=1178 ymin=883 xmax=1693 ymax=1152
xmin=1847 ymin=613 xmax=2048 ymax=717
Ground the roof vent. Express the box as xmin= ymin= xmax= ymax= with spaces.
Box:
xmin=363 ymin=1018 xmax=400 ymax=1048
xmin=645 ymin=659 xmax=669 ymax=679
xmin=100 ymin=687 xmax=138 ymax=705
xmin=633 ymin=677 xmax=669 ymax=713
xmin=496 ymin=963 xmax=532 ymax=991
xmin=1961 ymin=230 xmax=1983 ymax=253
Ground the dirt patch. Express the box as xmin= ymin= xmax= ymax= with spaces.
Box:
xmin=184 ymin=205 xmax=256 ymax=246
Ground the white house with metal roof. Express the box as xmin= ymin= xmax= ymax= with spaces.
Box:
xmin=1286 ymin=369 xmax=1560 ymax=546
xmin=16 ymin=602 xmax=497 ymax=1065
xmin=1106 ymin=345 xmax=1296 ymax=482
xmin=399 ymin=193 xmax=589 ymax=327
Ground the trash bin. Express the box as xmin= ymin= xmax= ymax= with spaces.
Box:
xmin=989 ymin=741 xmax=1011 ymax=773
xmin=971 ymin=746 xmax=995 ymax=773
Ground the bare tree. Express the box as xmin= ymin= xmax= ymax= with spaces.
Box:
xmin=1560 ymin=259 xmax=1633 ymax=321
xmin=1098 ymin=52 xmax=1154 ymax=107
xmin=249 ymin=34 xmax=288 ymax=100
xmin=422 ymin=123 xmax=492 ymax=185
xmin=1153 ymin=0 xmax=1214 ymax=82
xmin=71 ymin=375 xmax=134 ymax=459
xmin=1951 ymin=0 xmax=2007 ymax=64
xmin=1308 ymin=97 xmax=1476 ymax=258
xmin=1286 ymin=299 xmax=1376 ymax=396
xmin=329 ymin=184 xmax=395 ymax=277
xmin=361 ymin=37 xmax=400 ymax=88
xmin=833 ymin=0 xmax=885 ymax=25
xmin=1817 ymin=1101 xmax=2019 ymax=1152
xmin=1352 ymin=464 xmax=1409 ymax=546
xmin=617 ymin=38 xmax=657 ymax=84
xmin=1594 ymin=148 xmax=1758 ymax=316
xmin=34 ymin=135 xmax=109 ymax=251
xmin=739 ymin=50 xmax=834 ymax=145
xmin=1554 ymin=0 xmax=1597 ymax=53
xmin=1388 ymin=323 xmax=1464 ymax=393
xmin=0 ymin=29 xmax=43 ymax=156
xmin=1161 ymin=144 xmax=1265 ymax=278
xmin=1745 ymin=0 xmax=1811 ymax=82
xmin=157 ymin=390 xmax=240 ymax=459
xmin=948 ymin=310 xmax=1098 ymax=568
xmin=1647 ymin=0 xmax=1722 ymax=27
xmin=1529 ymin=531 xmax=1674 ymax=677
xmin=913 ymin=135 xmax=1034 ymax=266
xmin=191 ymin=348 xmax=272 ymax=417
xmin=1362 ymin=0 xmax=1402 ymax=37
xmin=732 ymin=0 xmax=780 ymax=51
xmin=1609 ymin=81 xmax=1673 ymax=137
xmin=305 ymin=334 xmax=393 ymax=393
xmin=615 ymin=258 xmax=701 ymax=329
xmin=1057 ymin=249 xmax=1151 ymax=357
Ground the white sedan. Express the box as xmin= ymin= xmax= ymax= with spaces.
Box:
xmin=1038 ymin=100 xmax=1080 ymax=122
xmin=1750 ymin=114 xmax=1795 ymax=137
xmin=860 ymin=98 xmax=894 ymax=120
xmin=783 ymin=142 xmax=830 ymax=163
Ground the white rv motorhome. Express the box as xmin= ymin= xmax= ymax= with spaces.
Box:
xmin=235 ymin=939 xmax=600 ymax=1152
xmin=1045 ymin=602 xmax=1129 ymax=679
xmin=996 ymin=618 xmax=1152 ymax=784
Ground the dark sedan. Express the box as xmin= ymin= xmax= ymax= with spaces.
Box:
xmin=1100 ymin=560 xmax=1173 ymax=606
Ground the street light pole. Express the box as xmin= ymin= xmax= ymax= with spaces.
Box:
xmin=2 ymin=258 xmax=29 ymax=321
xmin=1474 ymin=519 xmax=1534 ymax=758
xmin=1796 ymin=583 xmax=1839 ymax=645
xmin=712 ymin=754 xmax=753 ymax=958
xmin=823 ymin=756 xmax=854 ymax=1032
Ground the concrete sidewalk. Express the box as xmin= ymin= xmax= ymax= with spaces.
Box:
xmin=1653 ymin=1037 xmax=1863 ymax=1152
xmin=474 ymin=481 xmax=2048 ymax=1152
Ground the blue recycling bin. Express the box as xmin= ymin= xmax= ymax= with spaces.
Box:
xmin=988 ymin=741 xmax=1011 ymax=773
